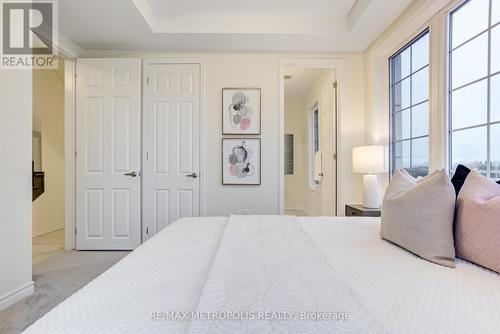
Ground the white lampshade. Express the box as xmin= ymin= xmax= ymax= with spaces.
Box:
xmin=352 ymin=146 xmax=386 ymax=174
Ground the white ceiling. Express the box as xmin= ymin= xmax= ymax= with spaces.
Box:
xmin=58 ymin=0 xmax=413 ymax=52
xmin=284 ymin=68 xmax=330 ymax=99
xmin=141 ymin=0 xmax=355 ymax=16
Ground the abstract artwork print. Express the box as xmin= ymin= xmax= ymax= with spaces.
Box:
xmin=222 ymin=138 xmax=261 ymax=185
xmin=222 ymin=88 xmax=261 ymax=134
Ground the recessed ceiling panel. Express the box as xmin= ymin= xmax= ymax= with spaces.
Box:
xmin=143 ymin=0 xmax=356 ymax=16
xmin=58 ymin=0 xmax=414 ymax=52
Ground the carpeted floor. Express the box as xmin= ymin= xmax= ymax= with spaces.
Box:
xmin=0 ymin=250 xmax=129 ymax=334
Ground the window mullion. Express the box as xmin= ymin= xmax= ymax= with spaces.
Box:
xmin=409 ymin=44 xmax=413 ymax=175
xmin=448 ymin=7 xmax=454 ymax=175
xmin=487 ymin=0 xmax=492 ymax=177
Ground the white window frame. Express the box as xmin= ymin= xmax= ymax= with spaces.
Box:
xmin=308 ymin=103 xmax=320 ymax=190
xmin=366 ymin=0 xmax=462 ymax=188
xmin=389 ymin=29 xmax=431 ymax=177
xmin=448 ymin=0 xmax=500 ymax=178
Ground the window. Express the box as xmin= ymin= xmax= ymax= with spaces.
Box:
xmin=310 ymin=107 xmax=320 ymax=187
xmin=313 ymin=109 xmax=319 ymax=153
xmin=449 ymin=0 xmax=500 ymax=178
xmin=389 ymin=30 xmax=430 ymax=177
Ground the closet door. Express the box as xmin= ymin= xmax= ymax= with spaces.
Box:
xmin=144 ymin=63 xmax=201 ymax=239
xmin=76 ymin=58 xmax=141 ymax=250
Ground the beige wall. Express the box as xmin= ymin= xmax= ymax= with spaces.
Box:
xmin=337 ymin=56 xmax=367 ymax=213
xmin=284 ymin=94 xmax=308 ymax=212
xmin=32 ymin=61 xmax=65 ymax=236
xmin=202 ymin=54 xmax=280 ymax=215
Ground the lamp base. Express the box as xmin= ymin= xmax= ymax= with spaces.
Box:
xmin=363 ymin=174 xmax=380 ymax=209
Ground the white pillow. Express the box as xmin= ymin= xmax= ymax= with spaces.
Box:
xmin=381 ymin=169 xmax=456 ymax=268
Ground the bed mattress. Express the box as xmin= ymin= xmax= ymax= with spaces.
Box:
xmin=23 ymin=216 xmax=500 ymax=334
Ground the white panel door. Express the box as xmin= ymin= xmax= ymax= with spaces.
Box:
xmin=145 ymin=63 xmax=200 ymax=238
xmin=76 ymin=59 xmax=141 ymax=250
xmin=320 ymin=75 xmax=338 ymax=216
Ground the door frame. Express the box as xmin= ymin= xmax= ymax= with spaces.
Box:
xmin=64 ymin=57 xmax=76 ymax=250
xmin=142 ymin=58 xmax=206 ymax=242
xmin=53 ymin=46 xmax=79 ymax=251
xmin=278 ymin=58 xmax=345 ymax=215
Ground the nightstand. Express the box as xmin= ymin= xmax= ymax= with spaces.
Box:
xmin=345 ymin=204 xmax=381 ymax=217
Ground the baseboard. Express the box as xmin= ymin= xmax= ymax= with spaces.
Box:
xmin=33 ymin=222 xmax=64 ymax=237
xmin=303 ymin=208 xmax=313 ymax=216
xmin=0 ymin=281 xmax=34 ymax=311
xmin=284 ymin=208 xmax=310 ymax=216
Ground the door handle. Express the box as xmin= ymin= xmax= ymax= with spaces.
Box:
xmin=186 ymin=173 xmax=198 ymax=179
xmin=124 ymin=171 xmax=138 ymax=177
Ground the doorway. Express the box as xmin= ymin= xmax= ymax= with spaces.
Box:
xmin=73 ymin=60 xmax=203 ymax=249
xmin=282 ymin=66 xmax=338 ymax=216
xmin=32 ymin=57 xmax=66 ymax=264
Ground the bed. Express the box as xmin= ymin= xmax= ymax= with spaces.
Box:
xmin=24 ymin=215 xmax=500 ymax=333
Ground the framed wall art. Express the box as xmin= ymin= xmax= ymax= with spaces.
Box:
xmin=222 ymin=138 xmax=261 ymax=185
xmin=222 ymin=88 xmax=261 ymax=135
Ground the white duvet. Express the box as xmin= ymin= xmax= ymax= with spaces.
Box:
xmin=24 ymin=216 xmax=500 ymax=334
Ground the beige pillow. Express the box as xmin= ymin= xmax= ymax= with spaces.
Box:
xmin=381 ymin=169 xmax=456 ymax=268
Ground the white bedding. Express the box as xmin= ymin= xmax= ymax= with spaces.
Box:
xmin=188 ymin=215 xmax=385 ymax=334
xmin=24 ymin=216 xmax=500 ymax=334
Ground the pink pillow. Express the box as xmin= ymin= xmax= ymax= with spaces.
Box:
xmin=455 ymin=172 xmax=500 ymax=273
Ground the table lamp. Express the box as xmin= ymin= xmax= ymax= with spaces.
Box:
xmin=352 ymin=145 xmax=386 ymax=209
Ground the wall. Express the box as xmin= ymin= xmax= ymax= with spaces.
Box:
xmin=336 ymin=56 xmax=367 ymax=213
xmin=284 ymin=94 xmax=308 ymax=213
xmin=32 ymin=62 xmax=66 ymax=236
xmin=83 ymin=51 xmax=366 ymax=216
xmin=0 ymin=70 xmax=34 ymax=310
xmin=203 ymin=54 xmax=279 ymax=215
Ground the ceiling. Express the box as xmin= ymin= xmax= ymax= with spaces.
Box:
xmin=141 ymin=0 xmax=356 ymax=16
xmin=284 ymin=68 xmax=330 ymax=99
xmin=58 ymin=0 xmax=413 ymax=52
